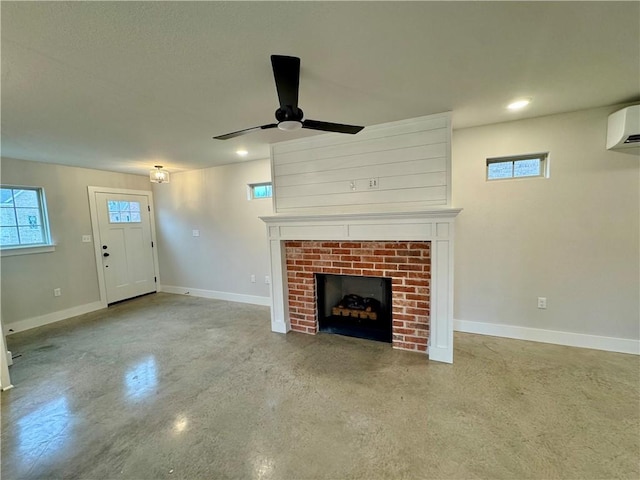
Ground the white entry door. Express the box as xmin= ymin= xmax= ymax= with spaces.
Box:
xmin=95 ymin=192 xmax=156 ymax=304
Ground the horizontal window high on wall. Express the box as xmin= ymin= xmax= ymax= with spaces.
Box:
xmin=248 ymin=182 xmax=272 ymax=200
xmin=486 ymin=153 xmax=549 ymax=181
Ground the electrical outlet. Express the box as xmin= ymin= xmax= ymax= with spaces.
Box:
xmin=192 ymin=229 xmax=200 ymax=237
xmin=265 ymin=275 xmax=271 ymax=284
xmin=82 ymin=235 xmax=92 ymax=243
xmin=250 ymin=274 xmax=256 ymax=283
xmin=54 ymin=288 xmax=61 ymax=297
xmin=368 ymin=178 xmax=379 ymax=189
xmin=537 ymin=297 xmax=547 ymax=309
xmin=349 ymin=180 xmax=356 ymax=191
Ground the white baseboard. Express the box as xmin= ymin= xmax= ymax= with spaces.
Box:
xmin=160 ymin=285 xmax=271 ymax=307
xmin=454 ymin=319 xmax=640 ymax=355
xmin=5 ymin=301 xmax=106 ymax=335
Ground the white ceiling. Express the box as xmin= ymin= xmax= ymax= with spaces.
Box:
xmin=2 ymin=1 xmax=638 ymax=176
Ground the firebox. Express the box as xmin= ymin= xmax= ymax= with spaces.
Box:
xmin=316 ymin=274 xmax=392 ymax=343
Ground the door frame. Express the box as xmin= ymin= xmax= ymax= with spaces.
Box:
xmin=88 ymin=186 xmax=161 ymax=307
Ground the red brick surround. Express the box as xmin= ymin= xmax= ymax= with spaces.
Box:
xmin=284 ymin=240 xmax=431 ymax=352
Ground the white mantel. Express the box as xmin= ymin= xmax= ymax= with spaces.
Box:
xmin=261 ymin=208 xmax=461 ymax=363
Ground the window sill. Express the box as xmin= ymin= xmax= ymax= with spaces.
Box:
xmin=1 ymin=245 xmax=56 ymax=257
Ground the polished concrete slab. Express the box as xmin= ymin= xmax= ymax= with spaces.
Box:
xmin=2 ymin=293 xmax=638 ymax=479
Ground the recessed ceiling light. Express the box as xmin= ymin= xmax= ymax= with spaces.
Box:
xmin=507 ymin=99 xmax=531 ymax=111
xmin=236 ymin=149 xmax=248 ymax=157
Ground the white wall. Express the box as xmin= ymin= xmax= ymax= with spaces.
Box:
xmin=153 ymin=158 xmax=272 ymax=304
xmin=0 ymin=157 xmax=150 ymax=331
xmin=452 ymin=106 xmax=639 ymax=347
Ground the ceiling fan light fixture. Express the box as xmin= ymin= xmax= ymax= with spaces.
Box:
xmin=150 ymin=165 xmax=170 ymax=184
xmin=278 ymin=120 xmax=303 ymax=131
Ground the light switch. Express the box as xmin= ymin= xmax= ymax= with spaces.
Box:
xmin=192 ymin=229 xmax=200 ymax=237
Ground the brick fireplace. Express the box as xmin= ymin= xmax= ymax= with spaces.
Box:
xmin=261 ymin=210 xmax=461 ymax=363
xmin=285 ymin=240 xmax=430 ymax=352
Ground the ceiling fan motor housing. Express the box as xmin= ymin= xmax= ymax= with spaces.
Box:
xmin=275 ymin=106 xmax=304 ymax=123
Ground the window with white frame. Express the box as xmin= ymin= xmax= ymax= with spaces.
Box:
xmin=486 ymin=153 xmax=549 ymax=181
xmin=0 ymin=186 xmax=52 ymax=248
xmin=248 ymin=182 xmax=272 ymax=200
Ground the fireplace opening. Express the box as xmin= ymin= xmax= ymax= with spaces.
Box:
xmin=316 ymin=274 xmax=392 ymax=343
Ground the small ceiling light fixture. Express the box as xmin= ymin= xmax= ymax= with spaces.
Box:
xmin=236 ymin=149 xmax=249 ymax=157
xmin=150 ymin=165 xmax=170 ymax=184
xmin=507 ymin=98 xmax=531 ymax=111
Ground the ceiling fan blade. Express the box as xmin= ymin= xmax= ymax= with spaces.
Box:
xmin=213 ymin=124 xmax=278 ymax=140
xmin=302 ymin=119 xmax=364 ymax=135
xmin=271 ymin=55 xmax=300 ymax=110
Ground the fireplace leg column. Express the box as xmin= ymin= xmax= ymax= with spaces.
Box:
xmin=267 ymin=239 xmax=290 ymax=333
xmin=428 ymin=236 xmax=454 ymax=364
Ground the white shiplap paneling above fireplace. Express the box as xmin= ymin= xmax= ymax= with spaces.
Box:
xmin=271 ymin=113 xmax=451 ymax=215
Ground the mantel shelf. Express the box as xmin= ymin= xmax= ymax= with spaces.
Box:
xmin=260 ymin=208 xmax=462 ymax=224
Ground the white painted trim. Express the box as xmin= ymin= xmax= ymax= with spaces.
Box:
xmin=87 ymin=186 xmax=160 ymax=307
xmin=4 ymin=301 xmax=105 ymax=335
xmin=1 ymin=244 xmax=56 ymax=257
xmin=159 ymin=285 xmax=271 ymax=307
xmin=454 ymin=319 xmax=640 ymax=355
xmin=1 ymin=321 xmax=13 ymax=391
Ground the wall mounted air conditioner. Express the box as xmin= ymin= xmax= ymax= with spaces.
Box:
xmin=606 ymin=105 xmax=640 ymax=155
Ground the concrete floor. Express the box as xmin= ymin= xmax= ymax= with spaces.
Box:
xmin=1 ymin=293 xmax=638 ymax=480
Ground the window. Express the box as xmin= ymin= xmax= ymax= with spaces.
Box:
xmin=108 ymin=200 xmax=142 ymax=223
xmin=486 ymin=153 xmax=548 ymax=181
xmin=0 ymin=186 xmax=52 ymax=248
xmin=248 ymin=182 xmax=272 ymax=200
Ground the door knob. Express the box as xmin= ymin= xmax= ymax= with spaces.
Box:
xmin=103 ymin=252 xmax=110 ymax=257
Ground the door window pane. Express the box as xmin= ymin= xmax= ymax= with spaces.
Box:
xmin=107 ymin=200 xmax=142 ymax=223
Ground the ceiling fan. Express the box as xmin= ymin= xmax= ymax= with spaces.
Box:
xmin=213 ymin=55 xmax=364 ymax=140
